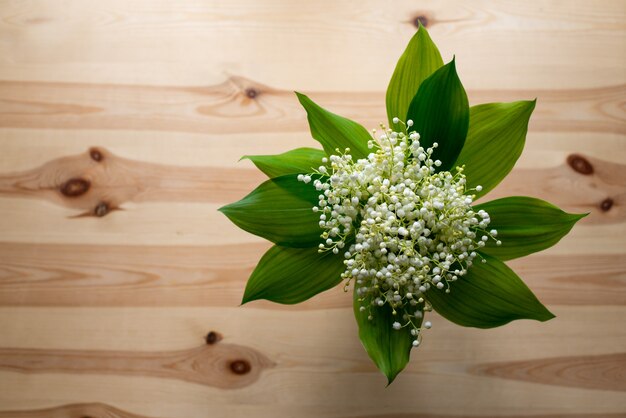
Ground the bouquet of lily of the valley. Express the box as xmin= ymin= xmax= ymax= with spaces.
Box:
xmin=220 ymin=25 xmax=585 ymax=383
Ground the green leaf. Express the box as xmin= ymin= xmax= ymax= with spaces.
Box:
xmin=354 ymin=290 xmax=419 ymax=384
xmin=427 ymin=253 xmax=555 ymax=328
xmin=454 ymin=101 xmax=536 ymax=199
xmin=219 ymin=174 xmax=321 ymax=247
xmin=406 ymin=59 xmax=469 ymax=171
xmin=242 ymin=245 xmax=345 ymax=304
xmin=295 ymin=92 xmax=372 ymax=159
xmin=386 ymin=23 xmax=444 ymax=127
xmin=243 ymin=147 xmax=326 ymax=178
xmin=474 ymin=196 xmax=587 ymax=261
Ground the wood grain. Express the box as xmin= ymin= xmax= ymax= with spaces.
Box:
xmin=344 ymin=415 xmax=626 ymax=418
xmin=0 ymin=342 xmax=273 ymax=390
xmin=484 ymin=153 xmax=626 ymax=224
xmin=0 ymin=243 xmax=623 ymax=308
xmin=0 ymin=149 xmax=623 ymax=223
xmin=0 ymin=80 xmax=624 ymax=136
xmin=0 ymin=306 xmax=623 ymax=416
xmin=470 ymin=353 xmax=626 ymax=392
xmin=1 ymin=404 xmax=623 ymax=418
xmin=0 ymin=0 xmax=625 ymax=416
xmin=0 ymin=146 xmax=258 ymax=216
xmin=0 ymin=0 xmax=623 ymax=90
xmin=0 ymin=403 xmax=151 ymax=418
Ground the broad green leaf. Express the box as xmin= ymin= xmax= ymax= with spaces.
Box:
xmin=406 ymin=59 xmax=469 ymax=171
xmin=242 ymin=245 xmax=344 ymax=304
xmin=295 ymin=92 xmax=372 ymax=159
xmin=243 ymin=147 xmax=326 ymax=178
xmin=474 ymin=196 xmax=587 ymax=260
xmin=386 ymin=23 xmax=443 ymax=127
xmin=427 ymin=253 xmax=554 ymax=328
xmin=454 ymin=101 xmax=536 ymax=199
xmin=219 ymin=175 xmax=320 ymax=247
xmin=354 ymin=290 xmax=419 ymax=384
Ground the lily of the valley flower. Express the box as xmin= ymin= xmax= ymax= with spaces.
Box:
xmin=299 ymin=121 xmax=500 ymax=347
xmin=220 ymin=24 xmax=585 ymax=384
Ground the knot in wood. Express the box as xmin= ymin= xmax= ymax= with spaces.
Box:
xmin=60 ymin=178 xmax=90 ymax=197
xmin=89 ymin=148 xmax=103 ymax=162
xmin=413 ymin=15 xmax=429 ymax=28
xmin=205 ymin=331 xmax=222 ymax=345
xmin=600 ymin=198 xmax=614 ymax=212
xmin=245 ymin=88 xmax=259 ymax=99
xmin=94 ymin=202 xmax=109 ymax=217
xmin=566 ymin=154 xmax=593 ymax=175
xmin=229 ymin=359 xmax=251 ymax=375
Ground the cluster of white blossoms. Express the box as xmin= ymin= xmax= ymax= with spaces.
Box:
xmin=298 ymin=119 xmax=499 ymax=347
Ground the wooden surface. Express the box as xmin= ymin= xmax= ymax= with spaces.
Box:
xmin=0 ymin=0 xmax=625 ymax=417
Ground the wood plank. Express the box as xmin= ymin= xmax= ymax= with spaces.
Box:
xmin=0 ymin=145 xmax=263 ymax=213
xmin=0 ymin=81 xmax=623 ymax=136
xmin=1 ymin=403 xmax=624 ymax=418
xmin=1 ymin=331 xmax=623 ymax=393
xmin=0 ymin=147 xmax=623 ymax=221
xmin=0 ymin=129 xmax=624 ymax=173
xmin=0 ymin=306 xmax=623 ymax=416
xmin=470 ymin=352 xmax=626 ymax=392
xmin=0 ymin=306 xmax=623 ymax=361
xmin=0 ymin=242 xmax=623 ymax=308
xmin=0 ymin=184 xmax=621 ymax=248
xmin=0 ymin=367 xmax=624 ymax=417
xmin=0 ymin=199 xmax=252 ymax=246
xmin=0 ymin=403 xmax=152 ymax=418
xmin=0 ymin=1 xmax=623 ymax=89
xmin=0 ymin=128 xmax=320 ymax=172
xmin=0 ymin=343 xmax=273 ymax=390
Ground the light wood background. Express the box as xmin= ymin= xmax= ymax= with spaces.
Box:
xmin=0 ymin=1 xmax=625 ymax=417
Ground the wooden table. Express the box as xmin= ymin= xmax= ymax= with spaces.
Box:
xmin=0 ymin=1 xmax=625 ymax=416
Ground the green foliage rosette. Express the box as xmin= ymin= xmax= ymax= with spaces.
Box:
xmin=219 ymin=25 xmax=586 ymax=384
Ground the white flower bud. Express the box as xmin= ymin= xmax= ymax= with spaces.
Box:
xmin=298 ymin=123 xmax=492 ymax=340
